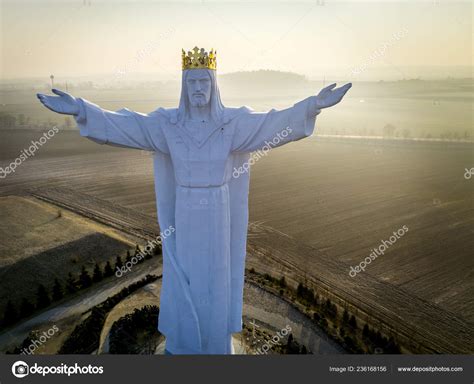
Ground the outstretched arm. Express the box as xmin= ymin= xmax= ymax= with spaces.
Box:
xmin=37 ymin=89 xmax=162 ymax=151
xmin=232 ymin=82 xmax=352 ymax=153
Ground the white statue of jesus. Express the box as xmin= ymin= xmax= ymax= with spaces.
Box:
xmin=37 ymin=46 xmax=351 ymax=355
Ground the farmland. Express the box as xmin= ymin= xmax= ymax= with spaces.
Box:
xmin=0 ymin=78 xmax=472 ymax=353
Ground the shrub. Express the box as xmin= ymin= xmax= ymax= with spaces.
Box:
xmin=348 ymin=315 xmax=357 ymax=330
xmin=109 ymin=305 xmax=161 ymax=354
xmin=79 ymin=266 xmax=92 ymax=289
xmin=36 ymin=284 xmax=50 ymax=309
xmin=52 ymin=278 xmax=64 ymax=301
xmin=103 ymin=261 xmax=114 ymax=277
xmin=92 ymin=263 xmax=103 ymax=282
xmin=19 ymin=298 xmax=35 ymax=318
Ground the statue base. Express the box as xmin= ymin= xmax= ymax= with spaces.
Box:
xmin=156 ymin=336 xmax=245 ymax=355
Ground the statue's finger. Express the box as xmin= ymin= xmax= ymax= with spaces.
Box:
xmin=342 ymin=84 xmax=352 ymax=95
xmin=52 ymin=88 xmax=68 ymax=97
xmin=333 ymin=83 xmax=352 ymax=96
xmin=323 ymin=83 xmax=337 ymax=91
xmin=38 ymin=94 xmax=49 ymax=103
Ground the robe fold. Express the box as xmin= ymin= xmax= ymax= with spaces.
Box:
xmin=74 ymin=96 xmax=320 ymax=354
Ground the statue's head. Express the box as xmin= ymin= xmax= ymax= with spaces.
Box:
xmin=178 ymin=46 xmax=225 ymax=123
xmin=185 ymin=69 xmax=211 ymax=107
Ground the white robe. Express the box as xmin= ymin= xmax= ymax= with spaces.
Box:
xmin=74 ymin=96 xmax=319 ymax=354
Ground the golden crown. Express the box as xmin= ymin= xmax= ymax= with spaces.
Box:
xmin=182 ymin=46 xmax=217 ymax=70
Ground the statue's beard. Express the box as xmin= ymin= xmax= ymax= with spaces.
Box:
xmin=189 ymin=98 xmax=208 ymax=107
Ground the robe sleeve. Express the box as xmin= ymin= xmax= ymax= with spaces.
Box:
xmin=231 ymin=96 xmax=321 ymax=153
xmin=74 ymin=97 xmax=166 ymax=152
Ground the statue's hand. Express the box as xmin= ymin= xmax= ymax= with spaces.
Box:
xmin=315 ymin=82 xmax=352 ymax=109
xmin=36 ymin=89 xmax=80 ymax=116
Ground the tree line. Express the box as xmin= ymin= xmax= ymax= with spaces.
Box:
xmin=247 ymin=269 xmax=401 ymax=354
xmin=1 ymin=243 xmax=160 ymax=328
xmin=58 ymin=274 xmax=159 ymax=354
xmin=109 ymin=305 xmax=161 ymax=354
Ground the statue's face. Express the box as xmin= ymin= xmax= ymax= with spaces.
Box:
xmin=186 ymin=69 xmax=211 ymax=107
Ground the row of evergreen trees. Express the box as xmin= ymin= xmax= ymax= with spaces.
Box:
xmin=252 ymin=270 xmax=401 ymax=354
xmin=362 ymin=324 xmax=401 ymax=353
xmin=58 ymin=274 xmax=159 ymax=354
xmin=1 ymin=244 xmax=159 ymax=328
xmin=295 ymin=280 xmax=400 ymax=353
xmin=109 ymin=305 xmax=161 ymax=354
xmin=285 ymin=334 xmax=309 ymax=354
xmin=295 ymin=282 xmax=339 ymax=322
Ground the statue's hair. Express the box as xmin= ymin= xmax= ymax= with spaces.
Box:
xmin=177 ymin=69 xmax=225 ymax=126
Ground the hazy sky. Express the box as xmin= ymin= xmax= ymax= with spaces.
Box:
xmin=1 ymin=0 xmax=472 ymax=81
